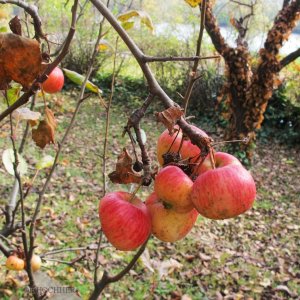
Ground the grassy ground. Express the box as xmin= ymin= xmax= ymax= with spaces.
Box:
xmin=0 ymin=93 xmax=299 ymax=299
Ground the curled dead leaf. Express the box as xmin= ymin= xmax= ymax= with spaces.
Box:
xmin=108 ymin=148 xmax=142 ymax=184
xmin=155 ymin=106 xmax=183 ymax=134
xmin=32 ymin=108 xmax=57 ymax=149
xmin=0 ymin=33 xmax=44 ymax=89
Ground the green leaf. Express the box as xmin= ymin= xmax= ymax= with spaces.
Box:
xmin=36 ymin=155 xmax=55 ymax=170
xmin=0 ymin=26 xmax=7 ymax=32
xmin=5 ymin=83 xmax=22 ymax=105
xmin=117 ymin=10 xmax=154 ymax=33
xmin=2 ymin=149 xmax=28 ymax=176
xmin=63 ymin=69 xmax=102 ymax=94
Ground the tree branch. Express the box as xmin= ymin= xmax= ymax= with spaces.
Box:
xmin=89 ymin=238 xmax=149 ymax=300
xmin=183 ymin=0 xmax=207 ymax=114
xmin=90 ymin=0 xmax=212 ymax=155
xmin=280 ymin=48 xmax=300 ymax=70
xmin=204 ymin=0 xmax=232 ymax=56
xmin=143 ymin=55 xmax=220 ymax=63
xmin=125 ymin=94 xmax=155 ymax=186
xmin=0 ymin=239 xmax=11 ymax=257
xmin=0 ymin=1 xmax=78 ymax=123
xmin=0 ymin=0 xmax=45 ymax=40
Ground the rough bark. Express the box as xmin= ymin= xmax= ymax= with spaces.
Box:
xmin=204 ymin=0 xmax=300 ymax=157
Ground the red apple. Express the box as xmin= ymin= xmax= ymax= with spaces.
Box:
xmin=42 ymin=67 xmax=64 ymax=94
xmin=157 ymin=125 xmax=208 ymax=166
xmin=154 ymin=166 xmax=194 ymax=212
xmin=190 ymin=154 xmax=256 ymax=219
xmin=145 ymin=192 xmax=198 ymax=242
xmin=99 ymin=191 xmax=151 ymax=251
xmin=195 ymin=152 xmax=242 ymax=175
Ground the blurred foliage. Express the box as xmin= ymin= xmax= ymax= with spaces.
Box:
xmin=259 ymin=85 xmax=300 ymax=144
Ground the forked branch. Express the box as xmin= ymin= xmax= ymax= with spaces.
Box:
xmin=0 ymin=0 xmax=79 ymax=123
xmin=0 ymin=0 xmax=45 ymax=40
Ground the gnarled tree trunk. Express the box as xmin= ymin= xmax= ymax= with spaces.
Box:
xmin=204 ymin=0 xmax=300 ymax=158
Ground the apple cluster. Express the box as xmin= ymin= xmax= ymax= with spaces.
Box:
xmin=5 ymin=254 xmax=42 ymax=272
xmin=99 ymin=126 xmax=256 ymax=251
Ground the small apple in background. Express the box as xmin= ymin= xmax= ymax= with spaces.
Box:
xmin=146 ymin=192 xmax=198 ymax=242
xmin=99 ymin=191 xmax=152 ymax=251
xmin=42 ymin=67 xmax=64 ymax=94
xmin=154 ymin=166 xmax=194 ymax=213
xmin=190 ymin=152 xmax=256 ymax=220
xmin=6 ymin=255 xmax=25 ymax=271
xmin=24 ymin=254 xmax=42 ymax=272
xmin=157 ymin=125 xmax=208 ymax=166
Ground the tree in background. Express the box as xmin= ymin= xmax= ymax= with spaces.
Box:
xmin=204 ymin=0 xmax=300 ymax=158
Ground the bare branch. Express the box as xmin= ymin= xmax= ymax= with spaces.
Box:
xmin=125 ymin=94 xmax=155 ymax=186
xmin=90 ymin=0 xmax=212 ymax=155
xmin=0 ymin=0 xmax=45 ymax=40
xmin=143 ymin=55 xmax=220 ymax=63
xmin=103 ymin=36 xmax=118 ymax=195
xmin=0 ymin=240 xmax=11 ymax=257
xmin=0 ymin=0 xmax=78 ymax=123
xmin=230 ymin=0 xmax=253 ymax=8
xmin=183 ymin=0 xmax=207 ymax=114
xmin=89 ymin=238 xmax=149 ymax=300
xmin=280 ymin=48 xmax=300 ymax=70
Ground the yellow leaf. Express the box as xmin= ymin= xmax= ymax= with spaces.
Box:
xmin=118 ymin=10 xmax=154 ymax=33
xmin=184 ymin=0 xmax=202 ymax=7
xmin=117 ymin=10 xmax=139 ymax=22
xmin=98 ymin=39 xmax=114 ymax=52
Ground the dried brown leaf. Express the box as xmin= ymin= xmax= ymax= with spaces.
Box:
xmin=108 ymin=148 xmax=142 ymax=184
xmin=155 ymin=106 xmax=183 ymax=134
xmin=0 ymin=33 xmax=44 ymax=89
xmin=32 ymin=108 xmax=57 ymax=149
xmin=9 ymin=16 xmax=22 ymax=36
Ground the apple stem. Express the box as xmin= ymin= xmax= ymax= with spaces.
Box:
xmin=167 ymin=128 xmax=181 ymax=153
xmin=191 ymin=155 xmax=206 ymax=178
xmin=209 ymin=147 xmax=216 ymax=169
xmin=128 ymin=181 xmax=143 ymax=203
xmin=178 ymin=132 xmax=186 ymax=154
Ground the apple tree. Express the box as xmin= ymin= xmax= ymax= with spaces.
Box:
xmin=0 ymin=0 xmax=294 ymax=299
xmin=202 ymin=0 xmax=300 ymax=158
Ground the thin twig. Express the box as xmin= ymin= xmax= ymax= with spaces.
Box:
xmin=0 ymin=0 xmax=45 ymax=40
xmin=89 ymin=238 xmax=149 ymax=300
xmin=143 ymin=55 xmax=220 ymax=63
xmin=41 ymin=245 xmax=99 ymax=257
xmin=0 ymin=0 xmax=78 ymax=123
xmin=90 ymin=0 xmax=211 ymax=155
xmin=94 ymin=230 xmax=103 ymax=285
xmin=103 ymin=37 xmax=119 ymax=195
xmin=183 ymin=0 xmax=207 ymax=114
